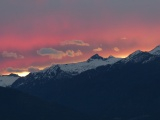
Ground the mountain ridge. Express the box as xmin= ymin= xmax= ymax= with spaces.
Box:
xmin=11 ymin=45 xmax=160 ymax=119
xmin=149 ymin=45 xmax=160 ymax=55
xmin=3 ymin=45 xmax=159 ymax=89
xmin=11 ymin=45 xmax=160 ymax=88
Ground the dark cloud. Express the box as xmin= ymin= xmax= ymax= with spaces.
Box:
xmin=37 ymin=48 xmax=83 ymax=59
xmin=6 ymin=67 xmax=24 ymax=73
xmin=6 ymin=66 xmax=40 ymax=74
xmin=37 ymin=48 xmax=66 ymax=59
xmin=2 ymin=51 xmax=24 ymax=59
xmin=28 ymin=67 xmax=40 ymax=72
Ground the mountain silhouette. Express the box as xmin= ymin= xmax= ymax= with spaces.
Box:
xmin=12 ymin=45 xmax=160 ymax=120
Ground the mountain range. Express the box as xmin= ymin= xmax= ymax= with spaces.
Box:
xmin=0 ymin=45 xmax=160 ymax=120
xmin=12 ymin=45 xmax=160 ymax=88
xmin=10 ymin=45 xmax=160 ymax=120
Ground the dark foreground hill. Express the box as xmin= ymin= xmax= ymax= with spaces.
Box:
xmin=0 ymin=87 xmax=93 ymax=120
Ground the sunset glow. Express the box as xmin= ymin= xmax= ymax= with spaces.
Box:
xmin=0 ymin=0 xmax=160 ymax=76
xmin=15 ymin=72 xmax=30 ymax=77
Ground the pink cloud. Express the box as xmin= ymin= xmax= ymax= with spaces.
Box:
xmin=61 ymin=40 xmax=90 ymax=46
xmin=66 ymin=50 xmax=83 ymax=57
xmin=93 ymin=47 xmax=103 ymax=52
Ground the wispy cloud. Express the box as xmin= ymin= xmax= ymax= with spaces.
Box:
xmin=28 ymin=67 xmax=40 ymax=72
xmin=93 ymin=47 xmax=103 ymax=52
xmin=6 ymin=67 xmax=25 ymax=73
xmin=61 ymin=40 xmax=90 ymax=46
xmin=113 ymin=47 xmax=120 ymax=52
xmin=66 ymin=50 xmax=83 ymax=57
xmin=2 ymin=51 xmax=24 ymax=59
xmin=37 ymin=48 xmax=82 ymax=59
xmin=5 ymin=66 xmax=40 ymax=75
xmin=37 ymin=48 xmax=66 ymax=59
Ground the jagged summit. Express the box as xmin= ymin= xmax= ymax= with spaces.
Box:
xmin=87 ymin=54 xmax=104 ymax=62
xmin=127 ymin=50 xmax=143 ymax=58
xmin=108 ymin=55 xmax=115 ymax=59
xmin=40 ymin=53 xmax=121 ymax=78
xmin=149 ymin=45 xmax=160 ymax=55
xmin=12 ymin=53 xmax=122 ymax=87
xmin=121 ymin=50 xmax=155 ymax=64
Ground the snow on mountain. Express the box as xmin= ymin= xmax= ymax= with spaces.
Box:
xmin=11 ymin=54 xmax=122 ymax=88
xmin=120 ymin=50 xmax=154 ymax=64
xmin=87 ymin=54 xmax=104 ymax=62
xmin=0 ymin=76 xmax=19 ymax=87
xmin=121 ymin=50 xmax=143 ymax=63
xmin=41 ymin=54 xmax=122 ymax=76
xmin=128 ymin=50 xmax=143 ymax=58
xmin=149 ymin=45 xmax=160 ymax=55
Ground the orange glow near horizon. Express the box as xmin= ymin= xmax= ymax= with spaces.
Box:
xmin=0 ymin=0 xmax=160 ymax=75
xmin=16 ymin=72 xmax=30 ymax=77
xmin=11 ymin=72 xmax=29 ymax=77
xmin=0 ymin=46 xmax=158 ymax=76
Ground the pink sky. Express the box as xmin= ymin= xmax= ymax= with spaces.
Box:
xmin=0 ymin=0 xmax=160 ymax=76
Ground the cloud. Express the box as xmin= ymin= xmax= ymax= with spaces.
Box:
xmin=114 ymin=47 xmax=120 ymax=52
xmin=6 ymin=66 xmax=40 ymax=74
xmin=37 ymin=48 xmax=82 ymax=59
xmin=37 ymin=48 xmax=66 ymax=59
xmin=6 ymin=67 xmax=25 ymax=73
xmin=93 ymin=47 xmax=103 ymax=52
xmin=2 ymin=51 xmax=24 ymax=59
xmin=66 ymin=50 xmax=83 ymax=57
xmin=28 ymin=67 xmax=40 ymax=72
xmin=61 ymin=40 xmax=90 ymax=46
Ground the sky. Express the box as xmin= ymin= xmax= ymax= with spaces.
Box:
xmin=0 ymin=0 xmax=160 ymax=76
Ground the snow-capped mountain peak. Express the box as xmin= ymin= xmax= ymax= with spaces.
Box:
xmin=121 ymin=50 xmax=155 ymax=64
xmin=149 ymin=45 xmax=160 ymax=55
xmin=43 ymin=56 xmax=121 ymax=76
xmin=41 ymin=64 xmax=62 ymax=77
xmin=87 ymin=54 xmax=104 ymax=62
xmin=127 ymin=50 xmax=143 ymax=58
xmin=12 ymin=54 xmax=122 ymax=88
xmin=121 ymin=50 xmax=144 ymax=63
xmin=28 ymin=54 xmax=122 ymax=81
